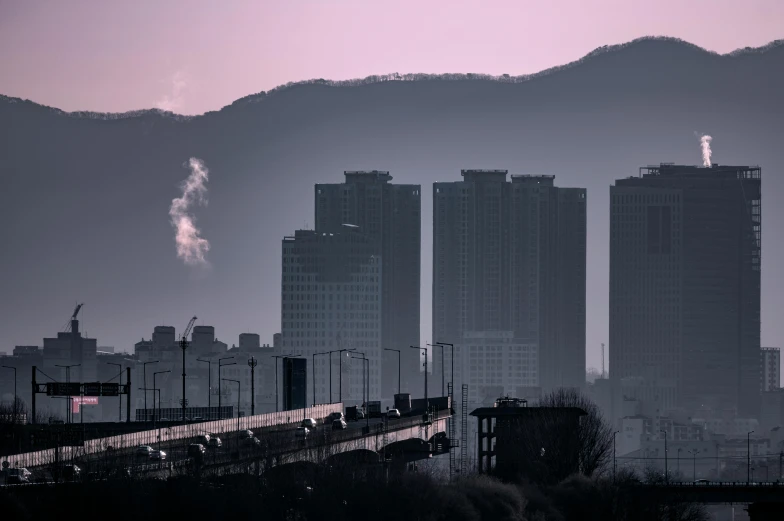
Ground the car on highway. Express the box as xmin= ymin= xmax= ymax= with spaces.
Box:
xmin=62 ymin=464 xmax=81 ymax=482
xmin=387 ymin=408 xmax=401 ymax=419
xmin=301 ymin=418 xmax=317 ymax=429
xmin=135 ymin=445 xmax=154 ymax=456
xmin=6 ymin=468 xmax=30 ymax=484
xmin=150 ymin=450 xmax=167 ymax=461
xmin=188 ymin=443 xmax=207 ymax=457
xmin=196 ymin=434 xmax=211 ymax=444
xmin=295 ymin=427 xmax=310 ymax=438
xmin=693 ymin=479 xmax=709 ymax=485
xmin=239 ymin=429 xmax=254 ymax=439
xmin=243 ymin=436 xmax=261 ymax=447
xmin=355 ymin=409 xmax=365 ymax=420
xmin=193 ymin=416 xmax=204 ymax=421
xmin=326 ymin=411 xmax=344 ymax=423
xmin=332 ymin=419 xmax=348 ymax=430
xmin=208 ymin=437 xmax=222 ymax=448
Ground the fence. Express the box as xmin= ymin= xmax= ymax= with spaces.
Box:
xmin=1 ymin=403 xmax=342 ymax=470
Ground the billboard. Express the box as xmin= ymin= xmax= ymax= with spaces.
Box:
xmin=72 ymin=396 xmax=99 ymax=413
xmin=46 ymin=382 xmax=81 ymax=396
xmin=283 ymin=357 xmax=307 ymax=411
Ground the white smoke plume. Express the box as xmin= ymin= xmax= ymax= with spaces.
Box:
xmin=169 ymin=158 xmax=210 ymax=266
xmin=699 ymin=134 xmax=713 ymax=167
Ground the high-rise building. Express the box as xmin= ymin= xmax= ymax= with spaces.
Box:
xmin=280 ymin=227 xmax=382 ymax=406
xmin=432 ymin=170 xmax=586 ymax=403
xmin=315 ymin=171 xmax=421 ymax=399
xmin=761 ymin=347 xmax=780 ymax=392
xmin=610 ymin=164 xmax=761 ymax=418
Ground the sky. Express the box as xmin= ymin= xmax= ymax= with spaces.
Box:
xmin=0 ymin=0 xmax=782 ymax=116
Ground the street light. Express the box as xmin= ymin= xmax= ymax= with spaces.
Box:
xmin=312 ymin=351 xmax=330 ymax=406
xmin=222 ymin=378 xmax=241 ymax=439
xmin=248 ymin=357 xmax=258 ymax=416
xmin=55 ymin=364 xmax=80 ymax=424
xmin=142 ymin=360 xmax=160 ymax=415
xmin=138 ymin=387 xmax=160 ymax=431
xmin=105 ymin=362 xmax=122 ymax=422
xmin=218 ymin=357 xmax=236 ymax=419
xmin=435 ymin=342 xmax=455 ymax=399
xmin=196 ymin=358 xmax=212 ymax=411
xmin=748 ymin=430 xmax=755 ymax=483
xmin=336 ymin=348 xmax=357 ymax=403
xmin=384 ymin=348 xmax=401 ymax=396
xmin=153 ymin=370 xmax=171 ymax=423
xmin=350 ymin=355 xmax=370 ymax=430
xmin=688 ymin=449 xmax=700 ymax=481
xmin=613 ymin=430 xmax=619 ymax=483
xmin=677 ymin=447 xmax=683 ymax=475
xmin=660 ymin=429 xmax=668 ymax=484
xmin=410 ymin=346 xmax=428 ymax=407
xmin=1 ymin=366 xmax=16 ymax=423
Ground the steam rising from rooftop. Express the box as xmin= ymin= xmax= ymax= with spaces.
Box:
xmin=699 ymin=134 xmax=713 ymax=167
xmin=169 ymin=158 xmax=211 ymax=266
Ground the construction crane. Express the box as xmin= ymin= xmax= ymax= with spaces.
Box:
xmin=63 ymin=303 xmax=84 ymax=332
xmin=180 ymin=316 xmax=197 ymax=423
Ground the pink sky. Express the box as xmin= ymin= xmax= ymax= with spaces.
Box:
xmin=1 ymin=0 xmax=782 ymax=115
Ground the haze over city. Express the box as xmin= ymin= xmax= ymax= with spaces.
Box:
xmin=1 ymin=2 xmax=783 ymax=519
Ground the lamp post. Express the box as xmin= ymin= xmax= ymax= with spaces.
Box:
xmin=1 ymin=366 xmax=16 ymax=423
xmin=55 ymin=364 xmax=80 ymax=424
xmin=312 ymin=352 xmax=330 ymax=406
xmin=271 ymin=355 xmax=287 ymax=412
xmin=197 ymin=358 xmax=212 ymax=411
xmin=336 ymin=349 xmax=356 ymax=403
xmin=218 ymin=357 xmax=236 ymax=419
xmin=427 ymin=343 xmax=445 ymax=396
xmin=410 ymin=346 xmax=427 ymax=407
xmin=689 ymin=449 xmax=700 ymax=481
xmin=179 ymin=335 xmax=189 ymax=424
xmin=613 ymin=430 xmax=619 ymax=483
xmin=677 ymin=448 xmax=683 ymax=476
xmin=660 ymin=429 xmax=668 ymax=484
xmin=248 ymin=357 xmax=257 ymax=416
xmin=222 ymin=378 xmax=241 ymax=438
xmin=351 ymin=355 xmax=370 ymax=430
xmin=384 ymin=348 xmax=401 ymax=395
xmin=748 ymin=430 xmax=755 ymax=483
xmin=153 ymin=370 xmax=170 ymax=423
xmin=142 ymin=360 xmax=159 ymax=416
xmin=138 ymin=388 xmax=160 ymax=433
xmin=435 ymin=342 xmax=455 ymax=399
xmin=105 ymin=362 xmax=122 ymax=422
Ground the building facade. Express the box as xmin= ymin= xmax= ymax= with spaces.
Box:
xmin=761 ymin=347 xmax=780 ymax=392
xmin=280 ymin=227 xmax=382 ymax=407
xmin=432 ymin=170 xmax=586 ymax=402
xmin=315 ymin=171 xmax=421 ymax=399
xmin=610 ymin=164 xmax=762 ymax=418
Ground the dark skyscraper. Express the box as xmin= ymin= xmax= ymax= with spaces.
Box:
xmin=610 ymin=164 xmax=761 ymax=418
xmin=315 ymin=171 xmax=421 ymax=398
xmin=433 ymin=170 xmax=586 ymax=405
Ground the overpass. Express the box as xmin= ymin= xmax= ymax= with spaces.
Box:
xmin=2 ymin=399 xmax=452 ymax=476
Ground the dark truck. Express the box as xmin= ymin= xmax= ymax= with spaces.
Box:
xmin=367 ymin=401 xmax=382 ymax=418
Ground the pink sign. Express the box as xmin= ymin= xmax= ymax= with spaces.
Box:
xmin=72 ymin=396 xmax=99 ymax=413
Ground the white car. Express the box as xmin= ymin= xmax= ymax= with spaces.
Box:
xmin=295 ymin=427 xmax=310 ymax=438
xmin=387 ymin=408 xmax=401 ymax=419
xmin=301 ymin=418 xmax=317 ymax=429
xmin=196 ymin=434 xmax=211 ymax=444
xmin=239 ymin=429 xmax=254 ymax=439
xmin=208 ymin=437 xmax=222 ymax=448
xmin=136 ymin=445 xmax=153 ymax=456
xmin=150 ymin=450 xmax=167 ymax=461
xmin=332 ymin=419 xmax=348 ymax=430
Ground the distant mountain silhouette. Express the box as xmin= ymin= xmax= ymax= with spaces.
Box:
xmin=1 ymin=36 xmax=782 ymax=364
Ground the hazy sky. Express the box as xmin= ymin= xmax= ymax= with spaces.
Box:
xmin=1 ymin=0 xmax=782 ymax=115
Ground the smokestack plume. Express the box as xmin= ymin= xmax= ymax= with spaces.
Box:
xmin=169 ymin=158 xmax=210 ymax=266
xmin=699 ymin=134 xmax=713 ymax=167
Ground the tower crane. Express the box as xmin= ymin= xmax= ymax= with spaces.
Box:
xmin=181 ymin=316 xmax=198 ymax=346
xmin=64 ymin=303 xmax=84 ymax=332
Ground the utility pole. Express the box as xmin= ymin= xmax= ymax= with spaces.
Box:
xmin=248 ymin=357 xmax=257 ymax=416
xmin=219 ymin=357 xmax=236 ymax=419
xmin=336 ymin=348 xmax=356 ymax=403
xmin=660 ymin=429 xmax=668 ymax=484
xmin=689 ymin=449 xmax=700 ymax=481
xmin=153 ymin=370 xmax=170 ymax=424
xmin=748 ymin=430 xmax=755 ymax=483
xmin=384 ymin=348 xmax=401 ymax=395
xmin=142 ymin=360 xmax=159 ymax=417
xmin=106 ymin=362 xmax=122 ymax=422
xmin=351 ymin=355 xmax=370 ymax=430
xmin=435 ymin=342 xmax=455 ymax=405
xmin=410 ymin=346 xmax=428 ymax=408
xmin=197 ymin=358 xmax=212 ymax=411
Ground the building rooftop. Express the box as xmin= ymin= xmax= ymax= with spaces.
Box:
xmin=470 ymin=406 xmax=587 ymax=418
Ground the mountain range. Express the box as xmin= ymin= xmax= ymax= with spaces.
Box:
xmin=1 ymin=36 xmax=782 ymax=369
